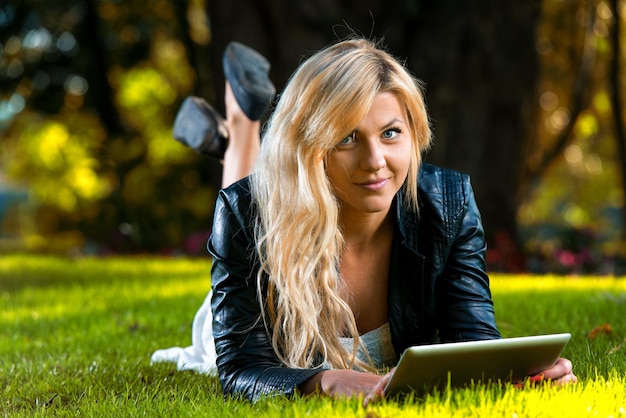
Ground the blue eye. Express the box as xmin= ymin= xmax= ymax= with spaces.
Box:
xmin=383 ymin=128 xmax=401 ymax=139
xmin=339 ymin=132 xmax=356 ymax=145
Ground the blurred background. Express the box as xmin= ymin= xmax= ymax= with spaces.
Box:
xmin=0 ymin=0 xmax=625 ymax=274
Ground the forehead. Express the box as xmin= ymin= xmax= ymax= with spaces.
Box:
xmin=354 ymin=93 xmax=406 ymax=128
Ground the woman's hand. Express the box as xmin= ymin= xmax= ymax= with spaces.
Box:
xmin=299 ymin=368 xmax=394 ymax=405
xmin=362 ymin=368 xmax=395 ymax=407
xmin=530 ymin=357 xmax=578 ymax=385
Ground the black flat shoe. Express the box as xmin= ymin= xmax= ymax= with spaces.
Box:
xmin=223 ymin=42 xmax=276 ymax=121
xmin=172 ymin=96 xmax=229 ymax=158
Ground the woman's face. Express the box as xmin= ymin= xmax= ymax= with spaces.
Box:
xmin=326 ymin=92 xmax=413 ymax=217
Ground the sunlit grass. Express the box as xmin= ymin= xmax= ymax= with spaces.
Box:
xmin=490 ymin=273 xmax=626 ymax=381
xmin=1 ymin=254 xmax=625 ymax=416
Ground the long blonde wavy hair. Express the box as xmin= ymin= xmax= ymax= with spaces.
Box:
xmin=250 ymin=38 xmax=432 ymax=371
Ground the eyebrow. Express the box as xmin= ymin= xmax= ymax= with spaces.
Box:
xmin=382 ymin=118 xmax=405 ymax=129
xmin=353 ymin=118 xmax=406 ymax=133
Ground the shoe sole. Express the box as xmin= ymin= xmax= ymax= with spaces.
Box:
xmin=223 ymin=42 xmax=276 ymax=121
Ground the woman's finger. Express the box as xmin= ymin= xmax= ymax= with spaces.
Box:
xmin=542 ymin=357 xmax=575 ymax=381
xmin=362 ymin=368 xmax=395 ymax=407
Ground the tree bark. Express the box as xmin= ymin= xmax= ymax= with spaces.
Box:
xmin=82 ymin=0 xmax=125 ymax=136
xmin=405 ymin=1 xmax=542 ymax=260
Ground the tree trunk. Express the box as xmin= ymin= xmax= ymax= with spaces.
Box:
xmin=405 ymin=1 xmax=542 ymax=269
xmin=205 ymin=0 xmax=542 ymax=268
xmin=609 ymin=0 xmax=626 ymax=240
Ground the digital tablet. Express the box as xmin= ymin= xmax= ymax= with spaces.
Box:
xmin=384 ymin=333 xmax=571 ymax=396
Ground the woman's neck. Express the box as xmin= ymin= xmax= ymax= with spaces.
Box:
xmin=338 ymin=207 xmax=395 ymax=335
xmin=339 ymin=207 xmax=394 ymax=249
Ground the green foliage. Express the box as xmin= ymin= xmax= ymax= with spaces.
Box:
xmin=6 ymin=111 xmax=111 ymax=211
xmin=0 ymin=1 xmax=216 ymax=253
xmin=1 ymin=255 xmax=625 ymax=416
xmin=519 ymin=0 xmax=626 ymax=265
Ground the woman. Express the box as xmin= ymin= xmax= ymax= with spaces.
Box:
xmin=166 ymin=38 xmax=577 ymax=403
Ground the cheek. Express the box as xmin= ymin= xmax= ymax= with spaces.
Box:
xmin=325 ymin=158 xmax=355 ymax=202
xmin=389 ymin=146 xmax=413 ymax=175
xmin=325 ymin=155 xmax=350 ymax=186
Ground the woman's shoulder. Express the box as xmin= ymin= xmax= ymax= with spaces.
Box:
xmin=398 ymin=164 xmax=482 ymax=252
xmin=417 ymin=163 xmax=471 ymax=197
xmin=212 ymin=177 xmax=255 ymax=237
xmin=216 ymin=176 xmax=254 ymax=213
xmin=219 ymin=176 xmax=252 ymax=200
xmin=412 ymin=163 xmax=476 ymax=230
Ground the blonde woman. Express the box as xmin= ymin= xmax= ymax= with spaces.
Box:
xmin=172 ymin=38 xmax=576 ymax=403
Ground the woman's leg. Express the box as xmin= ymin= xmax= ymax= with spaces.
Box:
xmin=172 ymin=42 xmax=273 ymax=188
xmin=221 ymin=82 xmax=261 ymax=189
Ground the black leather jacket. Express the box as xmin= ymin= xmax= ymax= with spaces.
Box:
xmin=208 ymin=163 xmax=500 ymax=401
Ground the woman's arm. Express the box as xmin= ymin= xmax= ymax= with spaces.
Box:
xmin=208 ymin=182 xmax=321 ymax=401
xmin=435 ymin=174 xmax=577 ymax=384
xmin=299 ymin=369 xmax=382 ymax=397
xmin=435 ymin=173 xmax=501 ymax=342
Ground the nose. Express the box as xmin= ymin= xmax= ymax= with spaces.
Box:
xmin=360 ymin=139 xmax=386 ymax=171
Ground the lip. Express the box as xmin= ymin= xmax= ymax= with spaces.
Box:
xmin=355 ymin=178 xmax=389 ymax=191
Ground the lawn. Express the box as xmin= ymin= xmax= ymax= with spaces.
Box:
xmin=1 ymin=254 xmax=625 ymax=417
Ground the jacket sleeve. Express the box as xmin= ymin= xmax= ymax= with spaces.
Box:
xmin=207 ymin=183 xmax=322 ymax=401
xmin=435 ymin=173 xmax=501 ymax=342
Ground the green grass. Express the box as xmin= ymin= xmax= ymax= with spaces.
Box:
xmin=1 ymin=254 xmax=625 ymax=417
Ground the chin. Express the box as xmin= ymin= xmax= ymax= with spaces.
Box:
xmin=357 ymin=198 xmax=395 ymax=213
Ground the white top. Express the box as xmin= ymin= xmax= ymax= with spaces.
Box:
xmin=330 ymin=322 xmax=397 ymax=369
